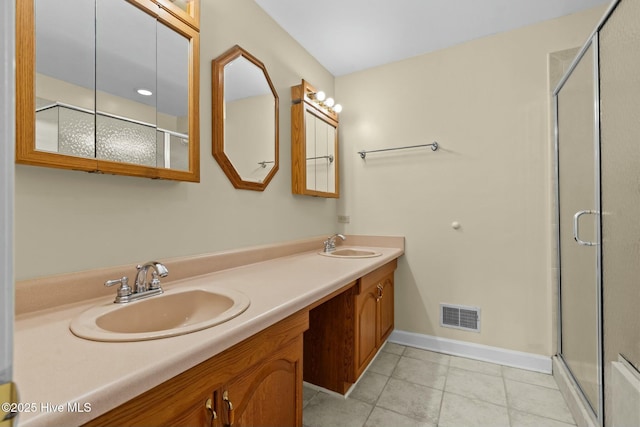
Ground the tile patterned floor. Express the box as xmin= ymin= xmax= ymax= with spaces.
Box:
xmin=303 ymin=343 xmax=575 ymax=427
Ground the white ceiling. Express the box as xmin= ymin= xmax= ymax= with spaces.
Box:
xmin=254 ymin=0 xmax=610 ymax=76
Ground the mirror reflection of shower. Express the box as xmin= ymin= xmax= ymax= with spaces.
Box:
xmin=34 ymin=0 xmax=190 ymax=171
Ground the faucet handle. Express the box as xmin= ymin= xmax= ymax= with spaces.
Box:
xmin=105 ymin=276 xmax=133 ymax=298
xmin=148 ymin=272 xmax=162 ymax=290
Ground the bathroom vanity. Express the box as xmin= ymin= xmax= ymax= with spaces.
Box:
xmin=304 ymin=259 xmax=396 ymax=394
xmin=13 ymin=235 xmax=403 ymax=427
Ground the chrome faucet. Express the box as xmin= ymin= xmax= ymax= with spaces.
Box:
xmin=323 ymin=233 xmax=346 ymax=253
xmin=105 ymin=261 xmax=168 ymax=303
xmin=135 ymin=261 xmax=169 ymax=293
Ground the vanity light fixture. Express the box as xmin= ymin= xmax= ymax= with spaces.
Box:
xmin=136 ymin=88 xmax=153 ymax=96
xmin=307 ymin=90 xmax=342 ymax=114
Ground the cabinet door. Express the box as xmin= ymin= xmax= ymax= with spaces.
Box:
xmin=83 ymin=376 xmax=216 ymax=427
xmin=377 ymin=274 xmax=394 ymax=346
xmin=355 ymin=284 xmax=379 ymax=378
xmin=314 ymin=114 xmax=329 ymax=193
xmin=84 ymin=311 xmax=308 ymax=427
xmin=219 ymin=337 xmax=303 ymax=427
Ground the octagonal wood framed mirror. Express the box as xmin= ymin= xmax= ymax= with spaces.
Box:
xmin=212 ymin=45 xmax=279 ymax=191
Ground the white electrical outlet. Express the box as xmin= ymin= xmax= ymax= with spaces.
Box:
xmin=337 ymin=215 xmax=350 ymax=224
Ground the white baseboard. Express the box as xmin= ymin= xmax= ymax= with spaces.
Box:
xmin=389 ymin=330 xmax=552 ymax=374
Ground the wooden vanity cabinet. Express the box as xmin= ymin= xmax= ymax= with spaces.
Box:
xmin=354 ymin=259 xmax=396 ymax=378
xmin=84 ymin=310 xmax=308 ymax=427
xmin=303 ymin=259 xmax=397 ymax=394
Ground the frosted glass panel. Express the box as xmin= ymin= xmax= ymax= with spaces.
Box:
xmin=96 ymin=115 xmax=156 ymax=167
xmin=35 ymin=105 xmax=95 ymax=157
xmin=58 ymin=108 xmax=95 ymax=157
xmin=599 ymin=0 xmax=640 ymax=377
xmin=557 ymin=40 xmax=600 ymax=414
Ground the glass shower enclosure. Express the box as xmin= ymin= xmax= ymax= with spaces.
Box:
xmin=554 ymin=34 xmax=603 ymax=421
xmin=554 ymin=0 xmax=640 ymax=424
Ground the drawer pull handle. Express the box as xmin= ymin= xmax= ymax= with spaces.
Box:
xmin=223 ymin=390 xmax=234 ymax=426
xmin=376 ymin=283 xmax=383 ymax=300
xmin=205 ymin=398 xmax=217 ymax=425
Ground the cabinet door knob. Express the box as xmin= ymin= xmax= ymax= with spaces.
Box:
xmin=376 ymin=283 xmax=383 ymax=300
xmin=223 ymin=390 xmax=234 ymax=426
xmin=205 ymin=398 xmax=217 ymax=425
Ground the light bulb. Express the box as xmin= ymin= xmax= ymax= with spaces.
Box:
xmin=325 ymin=97 xmax=335 ymax=108
xmin=137 ymin=88 xmax=153 ymax=96
xmin=333 ymin=104 xmax=342 ymax=113
xmin=315 ymin=91 xmax=326 ymax=102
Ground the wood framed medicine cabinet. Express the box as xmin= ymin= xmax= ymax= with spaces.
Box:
xmin=15 ymin=0 xmax=200 ymax=182
xmin=291 ymin=80 xmax=340 ymax=198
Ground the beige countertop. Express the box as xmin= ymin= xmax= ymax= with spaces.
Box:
xmin=14 ymin=236 xmax=404 ymax=426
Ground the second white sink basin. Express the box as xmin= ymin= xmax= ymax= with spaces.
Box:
xmin=70 ymin=286 xmax=250 ymax=342
xmin=319 ymin=248 xmax=382 ymax=258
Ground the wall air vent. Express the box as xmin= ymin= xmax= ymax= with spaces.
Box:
xmin=440 ymin=303 xmax=480 ymax=332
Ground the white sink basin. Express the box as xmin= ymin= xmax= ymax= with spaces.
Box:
xmin=70 ymin=286 xmax=250 ymax=342
xmin=319 ymin=248 xmax=382 ymax=258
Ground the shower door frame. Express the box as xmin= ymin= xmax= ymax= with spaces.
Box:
xmin=553 ymin=30 xmax=605 ymax=427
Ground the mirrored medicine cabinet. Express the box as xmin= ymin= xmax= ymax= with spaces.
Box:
xmin=212 ymin=45 xmax=279 ymax=191
xmin=16 ymin=0 xmax=201 ymax=182
xmin=291 ymin=80 xmax=340 ymax=198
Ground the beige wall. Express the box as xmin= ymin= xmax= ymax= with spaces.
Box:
xmin=336 ymin=6 xmax=605 ymax=355
xmin=15 ymin=0 xmax=337 ymax=280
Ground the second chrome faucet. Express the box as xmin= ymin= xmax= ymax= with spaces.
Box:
xmin=323 ymin=233 xmax=346 ymax=253
xmin=105 ymin=261 xmax=169 ymax=303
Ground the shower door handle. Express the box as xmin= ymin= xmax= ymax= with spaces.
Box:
xmin=573 ymin=210 xmax=598 ymax=246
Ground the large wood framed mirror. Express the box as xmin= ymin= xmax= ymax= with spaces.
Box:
xmin=16 ymin=0 xmax=200 ymax=182
xmin=212 ymin=45 xmax=279 ymax=191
